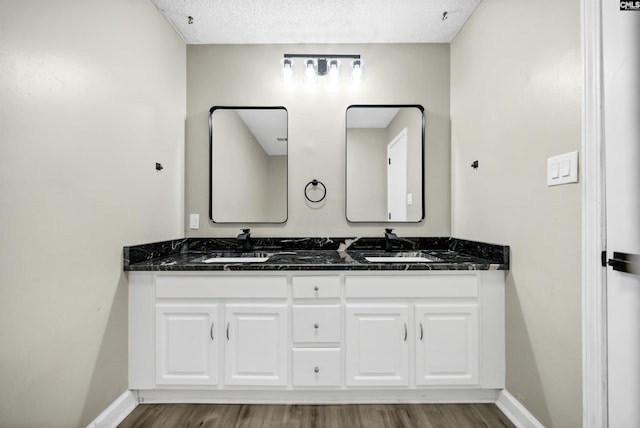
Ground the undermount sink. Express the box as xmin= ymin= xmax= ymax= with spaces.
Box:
xmin=194 ymin=252 xmax=275 ymax=263
xmin=363 ymin=251 xmax=442 ymax=263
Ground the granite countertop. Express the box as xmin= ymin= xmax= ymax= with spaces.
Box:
xmin=123 ymin=237 xmax=509 ymax=272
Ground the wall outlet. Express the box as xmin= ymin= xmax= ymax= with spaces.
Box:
xmin=189 ymin=213 xmax=199 ymax=229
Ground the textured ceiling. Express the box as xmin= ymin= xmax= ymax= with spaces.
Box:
xmin=151 ymin=0 xmax=482 ymax=44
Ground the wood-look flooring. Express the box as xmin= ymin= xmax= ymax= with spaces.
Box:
xmin=118 ymin=403 xmax=515 ymax=428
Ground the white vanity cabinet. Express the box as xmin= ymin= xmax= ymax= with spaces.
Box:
xmin=224 ymin=304 xmax=287 ymax=386
xmin=344 ymin=273 xmax=502 ymax=389
xmin=129 ymin=273 xmax=288 ymax=390
xmin=291 ymin=276 xmax=342 ymax=387
xmin=415 ymin=304 xmax=479 ymax=386
xmin=345 ymin=305 xmax=409 ymax=386
xmin=155 ymin=304 xmax=218 ymax=386
xmin=128 ymin=270 xmax=504 ymax=401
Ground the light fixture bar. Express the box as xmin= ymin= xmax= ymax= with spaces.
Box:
xmin=284 ymin=53 xmax=361 ymax=60
xmin=281 ymin=53 xmax=363 ymax=84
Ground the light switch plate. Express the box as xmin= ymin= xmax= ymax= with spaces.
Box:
xmin=189 ymin=213 xmax=199 ymax=229
xmin=547 ymin=151 xmax=578 ymax=186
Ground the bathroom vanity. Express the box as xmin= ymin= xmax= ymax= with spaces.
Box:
xmin=124 ymin=237 xmax=508 ymax=403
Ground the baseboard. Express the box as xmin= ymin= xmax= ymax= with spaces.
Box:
xmin=86 ymin=390 xmax=138 ymax=428
xmin=90 ymin=388 xmax=539 ymax=428
xmin=136 ymin=388 xmax=500 ymax=404
xmin=496 ymin=390 xmax=545 ymax=428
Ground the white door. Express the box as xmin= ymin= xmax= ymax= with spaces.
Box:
xmin=602 ymin=3 xmax=640 ymax=427
xmin=224 ymin=304 xmax=287 ymax=386
xmin=345 ymin=304 xmax=409 ymax=386
xmin=155 ymin=304 xmax=218 ymax=386
xmin=415 ymin=304 xmax=479 ymax=386
xmin=387 ymin=128 xmax=408 ymax=221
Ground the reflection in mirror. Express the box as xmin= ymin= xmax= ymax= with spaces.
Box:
xmin=210 ymin=106 xmax=288 ymax=223
xmin=346 ymin=105 xmax=424 ymax=223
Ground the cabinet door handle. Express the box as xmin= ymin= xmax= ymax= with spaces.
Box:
xmin=314 ymin=366 xmax=320 ymax=374
xmin=419 ymin=322 xmax=424 ymax=341
xmin=226 ymin=322 xmax=230 ymax=341
xmin=404 ymin=323 xmax=408 ymax=341
xmin=210 ymin=322 xmax=215 ymax=341
xmin=314 ymin=323 xmax=319 ymax=329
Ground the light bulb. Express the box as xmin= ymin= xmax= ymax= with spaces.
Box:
xmin=328 ymin=59 xmax=341 ymax=83
xmin=304 ymin=58 xmax=317 ymax=84
xmin=280 ymin=58 xmax=293 ymax=82
xmin=351 ymin=59 xmax=364 ymax=84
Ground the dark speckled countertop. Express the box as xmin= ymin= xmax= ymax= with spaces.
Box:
xmin=123 ymin=237 xmax=509 ymax=271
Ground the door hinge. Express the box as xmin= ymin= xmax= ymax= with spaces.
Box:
xmin=601 ymin=250 xmax=607 ymax=267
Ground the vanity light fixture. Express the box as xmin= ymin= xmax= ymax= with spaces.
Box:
xmin=281 ymin=54 xmax=363 ymax=84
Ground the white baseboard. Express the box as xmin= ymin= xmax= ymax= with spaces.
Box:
xmin=496 ymin=390 xmax=545 ymax=428
xmin=90 ymin=388 xmax=539 ymax=428
xmin=86 ymin=390 xmax=138 ymax=428
xmin=136 ymin=388 xmax=500 ymax=404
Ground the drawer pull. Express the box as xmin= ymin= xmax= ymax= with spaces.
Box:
xmin=404 ymin=323 xmax=408 ymax=341
xmin=419 ymin=322 xmax=424 ymax=341
xmin=313 ymin=286 xmax=319 ymax=292
xmin=314 ymin=367 xmax=320 ymax=374
xmin=314 ymin=323 xmax=319 ymax=329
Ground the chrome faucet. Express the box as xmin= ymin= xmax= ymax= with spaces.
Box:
xmin=237 ymin=228 xmax=251 ymax=252
xmin=384 ymin=228 xmax=399 ymax=252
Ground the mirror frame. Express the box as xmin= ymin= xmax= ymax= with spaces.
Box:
xmin=209 ymin=105 xmax=289 ymax=224
xmin=345 ymin=104 xmax=425 ymax=223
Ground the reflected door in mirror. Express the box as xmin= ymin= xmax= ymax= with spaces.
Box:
xmin=346 ymin=105 xmax=424 ymax=223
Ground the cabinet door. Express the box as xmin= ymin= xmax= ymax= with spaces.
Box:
xmin=345 ymin=304 xmax=409 ymax=386
xmin=224 ymin=304 xmax=287 ymax=386
xmin=415 ymin=304 xmax=479 ymax=386
xmin=155 ymin=304 xmax=218 ymax=386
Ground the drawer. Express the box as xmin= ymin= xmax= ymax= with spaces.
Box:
xmin=345 ymin=275 xmax=478 ymax=298
xmin=156 ymin=275 xmax=287 ymax=298
xmin=293 ymin=305 xmax=341 ymax=343
xmin=293 ymin=348 xmax=341 ymax=386
xmin=292 ymin=276 xmax=340 ymax=299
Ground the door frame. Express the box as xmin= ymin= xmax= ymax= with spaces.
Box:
xmin=582 ymin=0 xmax=608 ymax=426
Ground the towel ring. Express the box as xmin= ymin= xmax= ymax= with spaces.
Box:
xmin=304 ymin=179 xmax=326 ymax=203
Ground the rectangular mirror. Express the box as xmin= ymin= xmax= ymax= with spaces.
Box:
xmin=209 ymin=106 xmax=288 ymax=223
xmin=346 ymin=104 xmax=425 ymax=222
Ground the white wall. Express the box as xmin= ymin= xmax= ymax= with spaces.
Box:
xmin=186 ymin=44 xmax=451 ymax=237
xmin=451 ymin=0 xmax=582 ymax=426
xmin=0 ymin=1 xmax=185 ymax=426
xmin=346 ymin=128 xmax=388 ymax=220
